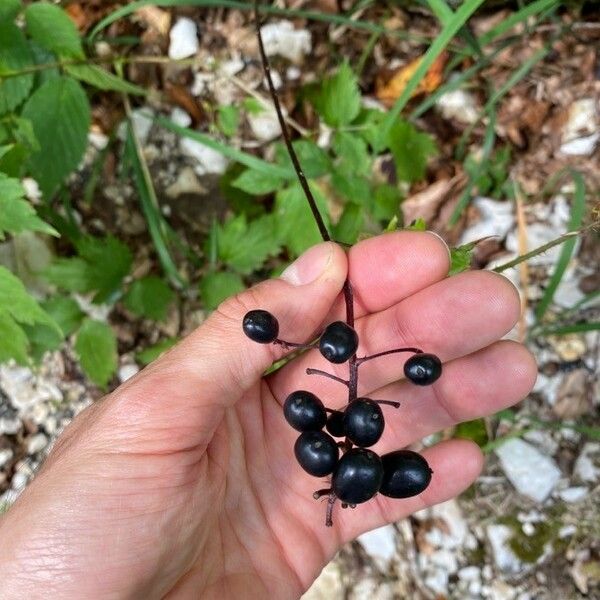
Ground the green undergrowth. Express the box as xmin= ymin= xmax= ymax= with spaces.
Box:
xmin=0 ymin=0 xmax=597 ymax=391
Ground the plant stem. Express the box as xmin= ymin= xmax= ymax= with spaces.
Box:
xmin=356 ymin=347 xmax=423 ymax=365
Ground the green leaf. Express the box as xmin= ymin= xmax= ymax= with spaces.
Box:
xmin=0 ymin=174 xmax=58 ymax=239
xmin=0 ymin=0 xmax=21 ymax=21
xmin=123 ymin=276 xmax=174 ymax=321
xmin=275 ymin=182 xmax=331 ymax=256
xmin=275 ymin=140 xmax=331 ymax=179
xmin=217 ymin=105 xmax=240 ymax=137
xmin=136 ymin=337 xmax=178 ymax=365
xmin=332 ymin=131 xmax=370 ymax=176
xmin=317 ymin=62 xmax=361 ymax=127
xmin=25 ymin=2 xmax=84 ymax=59
xmin=65 ymin=65 xmax=146 ymax=95
xmin=217 ymin=214 xmax=281 ymax=274
xmin=74 ymin=319 xmax=117 ymax=388
xmin=41 ymin=295 xmax=84 ymax=336
xmin=356 ymin=108 xmax=388 ymax=153
xmin=232 ymin=168 xmax=285 ymax=195
xmin=454 ymin=418 xmax=488 ymax=447
xmin=407 ymin=217 xmax=427 ymax=231
xmin=0 ymin=265 xmax=57 ymax=330
xmin=46 ymin=236 xmax=132 ymax=303
xmin=199 ymin=271 xmax=245 ymax=310
xmin=372 ymin=184 xmax=402 ymax=222
xmin=0 ymin=23 xmax=34 ymax=114
xmin=0 ymin=310 xmax=29 ymax=364
xmin=333 ymin=203 xmax=363 ymax=245
xmin=23 ymin=321 xmax=63 ymax=362
xmin=449 ymin=241 xmax=476 ymax=275
xmin=388 ymin=120 xmax=437 ymax=183
xmin=22 ymin=76 xmax=90 ymax=198
xmin=330 ymin=171 xmax=371 ymax=205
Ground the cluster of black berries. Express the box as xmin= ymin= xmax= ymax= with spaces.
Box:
xmin=243 ymin=308 xmax=442 ymax=526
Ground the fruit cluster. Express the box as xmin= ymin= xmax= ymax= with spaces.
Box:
xmin=243 ymin=308 xmax=442 ymax=526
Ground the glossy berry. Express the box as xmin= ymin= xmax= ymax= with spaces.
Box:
xmin=404 ymin=353 xmax=442 ymax=386
xmin=319 ymin=321 xmax=359 ymax=364
xmin=332 ymin=448 xmax=383 ymax=504
xmin=294 ymin=431 xmax=339 ymax=477
xmin=284 ymin=391 xmax=327 ymax=432
xmin=325 ymin=410 xmax=345 ymax=438
xmin=343 ymin=398 xmax=384 ymax=447
xmin=379 ymin=450 xmax=433 ymax=498
xmin=242 ymin=309 xmax=279 ymax=343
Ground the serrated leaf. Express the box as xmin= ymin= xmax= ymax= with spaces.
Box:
xmin=218 ymin=214 xmax=281 ymax=274
xmin=23 ymin=321 xmax=63 ymax=362
xmin=74 ymin=319 xmax=117 ymax=388
xmin=0 ymin=174 xmax=58 ymax=239
xmin=317 ymin=62 xmax=361 ymax=127
xmin=454 ymin=418 xmax=488 ymax=447
xmin=123 ymin=276 xmax=174 ymax=321
xmin=199 ymin=271 xmax=245 ymax=310
xmin=372 ymin=183 xmax=402 ymax=222
xmin=0 ymin=265 xmax=57 ymax=330
xmin=0 ymin=310 xmax=29 ymax=364
xmin=46 ymin=236 xmax=132 ymax=303
xmin=0 ymin=23 xmax=34 ymax=115
xmin=332 ymin=131 xmax=370 ymax=176
xmin=22 ymin=76 xmax=90 ymax=198
xmin=0 ymin=0 xmax=21 ymax=21
xmin=333 ymin=203 xmax=363 ymax=245
xmin=275 ymin=140 xmax=331 ymax=179
xmin=232 ymin=168 xmax=285 ymax=195
xmin=65 ymin=65 xmax=146 ymax=95
xmin=449 ymin=242 xmax=475 ymax=275
xmin=275 ymin=182 xmax=331 ymax=257
xmin=41 ymin=295 xmax=83 ymax=336
xmin=217 ymin=105 xmax=240 ymax=137
xmin=136 ymin=337 xmax=178 ymax=366
xmin=25 ymin=2 xmax=84 ymax=59
xmin=388 ymin=120 xmax=437 ymax=183
xmin=330 ymin=171 xmax=371 ymax=205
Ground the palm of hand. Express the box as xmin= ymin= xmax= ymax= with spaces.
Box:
xmin=0 ymin=233 xmax=536 ymax=600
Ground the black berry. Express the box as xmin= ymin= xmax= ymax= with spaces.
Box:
xmin=319 ymin=321 xmax=359 ymax=364
xmin=404 ymin=353 xmax=442 ymax=386
xmin=294 ymin=431 xmax=339 ymax=477
xmin=379 ymin=450 xmax=432 ymax=498
xmin=343 ymin=398 xmax=384 ymax=447
xmin=332 ymin=448 xmax=383 ymax=504
xmin=242 ymin=309 xmax=279 ymax=343
xmin=325 ymin=410 xmax=345 ymax=438
xmin=284 ymin=391 xmax=327 ymax=432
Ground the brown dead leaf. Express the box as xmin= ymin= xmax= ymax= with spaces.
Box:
xmin=165 ymin=82 xmax=205 ymax=126
xmin=66 ymin=4 xmax=87 ymax=31
xmin=376 ymin=52 xmax=448 ymax=108
xmin=553 ymin=370 xmax=590 ymax=419
xmin=136 ymin=6 xmax=171 ymax=37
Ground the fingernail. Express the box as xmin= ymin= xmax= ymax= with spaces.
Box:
xmin=281 ymin=243 xmax=334 ymax=286
xmin=426 ymin=230 xmax=452 ymax=261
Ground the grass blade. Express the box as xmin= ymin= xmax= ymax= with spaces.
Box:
xmin=155 ymin=114 xmax=294 ymax=179
xmin=535 ymin=322 xmax=600 ymax=337
xmin=535 ymin=171 xmax=586 ymax=322
xmin=380 ymin=0 xmax=486 ymax=141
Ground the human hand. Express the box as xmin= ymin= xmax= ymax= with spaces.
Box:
xmin=0 ymin=232 xmax=536 ymax=599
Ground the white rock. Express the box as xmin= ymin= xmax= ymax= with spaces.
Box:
xmin=248 ymin=107 xmax=283 ymax=142
xmin=487 ymin=524 xmax=522 ymax=574
xmin=166 ymin=166 xmax=206 ymax=198
xmin=523 ymin=429 xmax=559 ymax=456
xmin=559 ymin=98 xmax=599 ymax=156
xmin=0 ymin=417 xmax=21 ymax=435
xmin=217 ymin=57 xmax=244 ymax=78
xmin=574 ymin=443 xmax=600 ymax=483
xmin=558 ymin=525 xmax=577 ymax=538
xmin=260 ymin=21 xmax=311 ymax=63
xmin=436 ymin=88 xmax=479 ymax=124
xmin=489 ymin=580 xmax=518 ymax=600
xmin=0 ymin=448 xmax=13 ymax=469
xmin=460 ymin=197 xmax=514 ymax=244
xmin=522 ymin=522 xmax=535 ymax=536
xmin=169 ymin=18 xmax=199 ymax=60
xmin=170 ymin=107 xmax=192 ymax=128
xmin=559 ymin=134 xmax=599 ymax=156
xmin=118 ymin=108 xmax=155 ymax=144
xmin=287 ymin=66 xmax=301 ymax=80
xmin=26 ymin=433 xmax=48 ymax=455
xmin=558 ymin=486 xmax=588 ymax=503
xmin=89 ymin=131 xmax=109 ymax=150
xmin=180 ymin=137 xmax=229 ymax=175
xmin=118 ymin=364 xmax=139 ymax=384
xmin=301 ymin=561 xmax=343 ymax=600
xmin=11 ymin=471 xmax=28 ymax=490
xmin=357 ymin=525 xmax=396 ymax=565
xmin=458 ymin=566 xmax=481 ymax=581
xmin=495 ymin=438 xmax=561 ymax=502
xmin=21 ymin=178 xmax=42 ymax=203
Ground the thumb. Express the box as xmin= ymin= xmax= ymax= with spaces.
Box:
xmin=113 ymin=242 xmax=347 ymax=429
